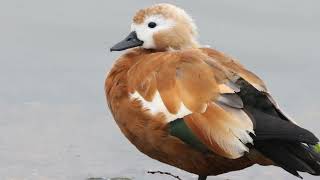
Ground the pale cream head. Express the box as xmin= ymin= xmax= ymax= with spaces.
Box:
xmin=131 ymin=3 xmax=199 ymax=50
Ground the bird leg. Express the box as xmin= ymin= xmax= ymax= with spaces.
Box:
xmin=198 ymin=175 xmax=207 ymax=180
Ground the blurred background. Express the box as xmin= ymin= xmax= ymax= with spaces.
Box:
xmin=0 ymin=0 xmax=319 ymax=179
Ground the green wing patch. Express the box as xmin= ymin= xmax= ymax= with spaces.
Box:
xmin=169 ymin=118 xmax=210 ymax=153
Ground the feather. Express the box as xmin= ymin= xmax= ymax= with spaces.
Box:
xmin=184 ymin=103 xmax=253 ymax=159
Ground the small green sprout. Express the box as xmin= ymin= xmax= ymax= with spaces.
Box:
xmin=314 ymin=143 xmax=320 ymax=153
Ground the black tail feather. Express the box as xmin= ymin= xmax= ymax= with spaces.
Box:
xmin=236 ymin=77 xmax=320 ymax=178
xmin=246 ymin=106 xmax=319 ymax=144
xmin=254 ymin=141 xmax=320 ymax=178
xmin=244 ymin=106 xmax=320 ymax=177
xmin=288 ymin=143 xmax=320 ymax=175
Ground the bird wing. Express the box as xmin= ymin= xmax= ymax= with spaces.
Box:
xmin=128 ymin=49 xmax=255 ymax=159
xmin=127 ymin=48 xmax=320 ymax=176
xmin=128 ymin=49 xmax=219 ymax=113
xmin=200 ymin=47 xmax=296 ymax=123
xmin=201 ymin=48 xmax=320 ymax=177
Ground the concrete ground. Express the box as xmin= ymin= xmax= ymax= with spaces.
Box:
xmin=0 ymin=0 xmax=319 ymax=179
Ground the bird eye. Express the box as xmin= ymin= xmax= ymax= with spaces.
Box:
xmin=148 ymin=22 xmax=157 ymax=28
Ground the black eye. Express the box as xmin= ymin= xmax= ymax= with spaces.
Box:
xmin=148 ymin=22 xmax=157 ymax=28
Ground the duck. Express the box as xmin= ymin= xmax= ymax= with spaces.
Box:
xmin=105 ymin=3 xmax=320 ymax=180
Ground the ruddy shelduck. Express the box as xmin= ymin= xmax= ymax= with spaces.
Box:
xmin=106 ymin=3 xmax=320 ymax=180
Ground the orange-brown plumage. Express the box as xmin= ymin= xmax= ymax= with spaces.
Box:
xmin=106 ymin=3 xmax=320 ymax=179
xmin=105 ymin=48 xmax=270 ymax=175
xmin=201 ymin=48 xmax=267 ymax=91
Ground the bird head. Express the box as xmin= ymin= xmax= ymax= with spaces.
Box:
xmin=111 ymin=3 xmax=199 ymax=51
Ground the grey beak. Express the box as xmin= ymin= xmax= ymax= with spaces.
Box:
xmin=110 ymin=31 xmax=144 ymax=51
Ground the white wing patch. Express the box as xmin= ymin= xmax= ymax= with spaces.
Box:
xmin=130 ymin=91 xmax=192 ymax=122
